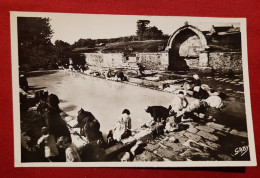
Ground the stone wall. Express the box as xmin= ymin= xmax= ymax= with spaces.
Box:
xmin=84 ymin=53 xmax=125 ymax=68
xmin=137 ymin=52 xmax=169 ymax=70
xmin=84 ymin=52 xmax=242 ymax=73
xmin=84 ymin=52 xmax=169 ymax=70
xmin=208 ymin=52 xmax=242 ymax=72
xmin=185 ymin=58 xmax=199 ymax=69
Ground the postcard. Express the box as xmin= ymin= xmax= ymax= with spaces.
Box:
xmin=10 ymin=11 xmax=256 ymax=167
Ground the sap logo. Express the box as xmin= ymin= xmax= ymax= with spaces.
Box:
xmin=234 ymin=146 xmax=249 ymax=156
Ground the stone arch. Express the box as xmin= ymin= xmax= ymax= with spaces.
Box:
xmin=166 ymin=25 xmax=209 ymax=71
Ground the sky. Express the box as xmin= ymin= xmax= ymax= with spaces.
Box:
xmin=40 ymin=13 xmax=241 ymax=44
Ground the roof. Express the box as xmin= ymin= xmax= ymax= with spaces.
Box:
xmin=213 ymin=26 xmax=233 ymax=32
xmin=218 ymin=27 xmax=241 ymax=35
xmin=207 ymin=26 xmax=240 ymax=36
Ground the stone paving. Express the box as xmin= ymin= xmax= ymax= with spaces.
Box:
xmin=63 ymin=110 xmax=248 ymax=162
xmin=129 ymin=120 xmax=249 ymax=162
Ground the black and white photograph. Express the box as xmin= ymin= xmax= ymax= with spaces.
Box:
xmin=10 ymin=12 xmax=256 ymax=167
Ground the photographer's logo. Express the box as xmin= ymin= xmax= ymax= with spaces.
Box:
xmin=234 ymin=146 xmax=249 ymax=157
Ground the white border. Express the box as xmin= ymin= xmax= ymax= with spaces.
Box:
xmin=10 ymin=11 xmax=257 ymax=167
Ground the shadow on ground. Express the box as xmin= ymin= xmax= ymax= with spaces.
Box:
xmin=29 ymin=86 xmax=47 ymax=90
xmin=25 ymin=70 xmax=58 ymax=78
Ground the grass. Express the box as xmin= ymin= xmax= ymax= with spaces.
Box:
xmin=72 ymin=40 xmax=167 ymax=54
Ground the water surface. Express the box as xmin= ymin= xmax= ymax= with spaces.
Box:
xmin=27 ymin=70 xmax=247 ymax=134
xmin=27 ymin=70 xmax=175 ymax=133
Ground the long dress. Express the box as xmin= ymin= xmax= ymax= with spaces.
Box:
xmin=45 ymin=106 xmax=71 ymax=141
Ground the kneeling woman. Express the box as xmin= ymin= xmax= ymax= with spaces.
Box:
xmin=112 ymin=109 xmax=132 ymax=142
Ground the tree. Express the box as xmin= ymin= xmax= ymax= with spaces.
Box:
xmin=68 ymin=53 xmax=86 ymax=66
xmin=143 ymin=26 xmax=163 ymax=40
xmin=54 ymin=40 xmax=71 ymax=65
xmin=54 ymin=40 xmax=87 ymax=66
xmin=136 ymin=20 xmax=150 ymax=41
xmin=72 ymin=38 xmax=96 ymax=48
xmin=18 ymin=17 xmax=56 ymax=70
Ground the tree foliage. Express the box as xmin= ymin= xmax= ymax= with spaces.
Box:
xmin=136 ymin=20 xmax=150 ymax=41
xmin=72 ymin=38 xmax=96 ymax=48
xmin=17 ymin=17 xmax=170 ymax=71
xmin=54 ymin=40 xmax=71 ymax=65
xmin=143 ymin=26 xmax=163 ymax=40
xmin=54 ymin=40 xmax=86 ymax=66
xmin=68 ymin=53 xmax=86 ymax=66
xmin=18 ymin=17 xmax=57 ymax=70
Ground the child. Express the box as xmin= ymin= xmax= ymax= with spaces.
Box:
xmin=37 ymin=127 xmax=59 ymax=162
xmin=57 ymin=136 xmax=81 ymax=162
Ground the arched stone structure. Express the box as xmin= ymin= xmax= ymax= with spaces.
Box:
xmin=165 ymin=24 xmax=210 ymax=71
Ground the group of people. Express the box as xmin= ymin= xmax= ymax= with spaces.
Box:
xmin=37 ymin=93 xmax=82 ymax=162
xmin=108 ymin=73 xmax=225 ymax=143
xmin=37 ymin=127 xmax=81 ymax=162
xmin=63 ymin=60 xmax=148 ymax=81
xmin=20 ymin=87 xmax=82 ymax=162
xmin=66 ymin=64 xmax=88 ymax=73
xmin=19 ymin=72 xmax=224 ymax=162
xmin=108 ymin=74 xmax=225 ymax=144
xmin=189 ymin=74 xmax=224 ymax=108
xmin=20 ymin=84 xmax=133 ymax=162
xmin=63 ymin=62 xmax=129 ymax=82
xmin=105 ymin=68 xmax=128 ymax=81
xmin=165 ymin=74 xmax=224 ymax=131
